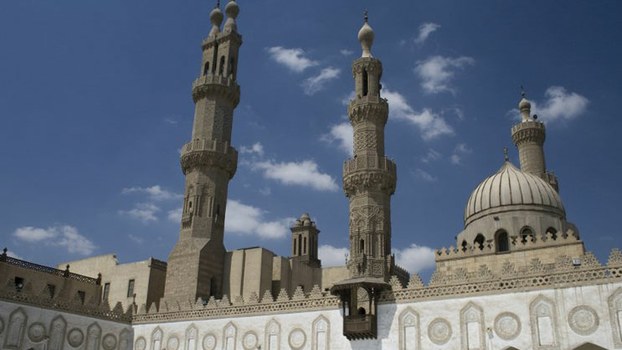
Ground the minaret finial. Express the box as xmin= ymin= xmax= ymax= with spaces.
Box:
xmin=357 ymin=10 xmax=375 ymax=58
xmin=364 ymin=9 xmax=368 ymax=23
xmin=503 ymin=147 xmax=509 ymax=162
xmin=216 ymin=0 xmax=220 ymax=8
xmin=518 ymin=85 xmax=532 ymax=122
xmin=520 ymin=85 xmax=526 ymax=98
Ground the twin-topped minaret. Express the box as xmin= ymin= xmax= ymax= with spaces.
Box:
xmin=164 ymin=0 xmax=242 ymax=303
xmin=343 ymin=14 xmax=397 ymax=281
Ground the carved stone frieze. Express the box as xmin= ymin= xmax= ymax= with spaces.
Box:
xmin=28 ymin=322 xmax=46 ymax=343
xmin=352 ymin=58 xmax=383 ymax=76
xmin=191 ymin=77 xmax=240 ymax=106
xmin=180 ymin=149 xmax=238 ymax=178
xmin=511 ymin=122 xmax=546 ymax=145
xmin=348 ymin=101 xmax=388 ymax=125
xmin=343 ymin=171 xmax=396 ymax=196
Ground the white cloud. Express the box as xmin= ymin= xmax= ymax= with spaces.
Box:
xmin=450 ymin=143 xmax=472 ymax=165
xmin=13 ymin=225 xmax=96 ymax=256
xmin=252 ymin=160 xmax=338 ymax=192
xmin=414 ymin=169 xmax=438 ymax=182
xmin=121 ymin=185 xmax=182 ymax=201
xmin=167 ymin=207 xmax=182 ymax=223
xmin=240 ymin=142 xmax=265 ymax=157
xmin=531 ymin=86 xmax=589 ymax=122
xmin=340 ymin=49 xmax=354 ymax=56
xmin=301 ymin=67 xmax=341 ymax=95
xmin=128 ymin=234 xmax=144 ymax=244
xmin=383 ymin=88 xmax=454 ymax=140
xmin=266 ymin=46 xmax=318 ymax=73
xmin=319 ymin=245 xmax=348 ymax=267
xmin=322 ymin=122 xmax=353 ymax=155
xmin=225 ymin=200 xmax=293 ymax=239
xmin=119 ymin=202 xmax=160 ymax=223
xmin=414 ymin=22 xmax=441 ymax=44
xmin=393 ymin=244 xmax=436 ymax=273
xmin=414 ymin=55 xmax=474 ymax=94
xmin=421 ymin=149 xmax=442 ymax=163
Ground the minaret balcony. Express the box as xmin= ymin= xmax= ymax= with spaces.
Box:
xmin=511 ymin=121 xmax=546 ymax=144
xmin=192 ymin=75 xmax=240 ymax=105
xmin=180 ymin=139 xmax=238 ymax=177
xmin=343 ymin=155 xmax=396 ymax=177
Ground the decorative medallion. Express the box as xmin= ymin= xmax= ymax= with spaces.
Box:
xmin=568 ymin=305 xmax=599 ymax=336
xmin=428 ymin=318 xmax=452 ymax=345
xmin=494 ymin=312 xmax=521 ymax=340
xmin=167 ymin=336 xmax=179 ymax=350
xmin=67 ymin=328 xmax=85 ymax=347
xmin=242 ymin=332 xmax=258 ymax=350
xmin=288 ymin=329 xmax=306 ymax=350
xmin=202 ymin=334 xmax=216 ymax=350
xmin=135 ymin=337 xmax=146 ymax=350
xmin=102 ymin=334 xmax=118 ymax=350
xmin=28 ymin=323 xmax=47 ymax=342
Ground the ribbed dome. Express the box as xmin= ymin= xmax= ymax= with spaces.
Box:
xmin=464 ymin=161 xmax=565 ymax=226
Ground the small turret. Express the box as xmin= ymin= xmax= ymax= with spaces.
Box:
xmin=290 ymin=213 xmax=321 ymax=268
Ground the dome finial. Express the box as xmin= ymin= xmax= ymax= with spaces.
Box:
xmin=209 ymin=1 xmax=224 ymax=37
xmin=518 ymin=85 xmax=532 ymax=122
xmin=364 ymin=9 xmax=368 ymax=23
xmin=224 ymin=0 xmax=239 ymax=33
xmin=504 ymin=147 xmax=509 ymax=162
xmin=357 ymin=10 xmax=375 ymax=58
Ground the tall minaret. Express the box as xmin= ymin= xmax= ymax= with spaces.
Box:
xmin=511 ymin=91 xmax=559 ymax=191
xmin=163 ymin=0 xmax=242 ymax=303
xmin=342 ymin=14 xmax=397 ymax=281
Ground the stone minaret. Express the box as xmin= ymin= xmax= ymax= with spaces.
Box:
xmin=342 ymin=15 xmax=397 ymax=282
xmin=290 ymin=213 xmax=321 ymax=268
xmin=163 ymin=0 xmax=242 ymax=303
xmin=511 ymin=92 xmax=559 ymax=191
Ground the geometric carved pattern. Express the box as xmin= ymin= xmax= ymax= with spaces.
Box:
xmin=49 ymin=316 xmax=67 ymax=350
xmin=28 ymin=322 xmax=47 ymax=342
xmin=608 ymin=288 xmax=622 ymax=347
xmin=568 ymin=305 xmax=599 ymax=336
xmin=102 ymin=334 xmax=118 ymax=350
xmin=399 ymin=308 xmax=420 ymax=350
xmin=167 ymin=336 xmax=179 ymax=350
xmin=67 ymin=328 xmax=85 ymax=348
xmin=202 ymin=334 xmax=217 ymax=350
xmin=85 ymin=323 xmax=102 ymax=350
xmin=460 ymin=302 xmax=484 ymax=350
xmin=494 ymin=312 xmax=521 ymax=341
xmin=428 ymin=318 xmax=452 ymax=345
xmin=288 ymin=328 xmax=306 ymax=350
xmin=242 ymin=331 xmax=258 ymax=350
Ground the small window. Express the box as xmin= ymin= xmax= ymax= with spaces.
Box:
xmin=304 ymin=237 xmax=307 ymax=254
xmin=47 ymin=284 xmax=56 ymax=298
xmin=474 ymin=234 xmax=485 ymax=250
xmin=360 ymin=239 xmax=365 ymax=252
xmin=496 ymin=230 xmax=509 ymax=252
xmin=362 ymin=69 xmax=369 ymax=96
xmin=219 ymin=56 xmax=225 ymax=75
xmin=546 ymin=227 xmax=558 ymax=240
xmin=127 ymin=279 xmax=135 ymax=298
xmin=77 ymin=290 xmax=86 ymax=304
xmin=103 ymin=282 xmax=111 ymax=301
xmin=520 ymin=227 xmax=534 ymax=243
xmin=461 ymin=240 xmax=468 ymax=252
xmin=14 ymin=277 xmax=24 ymax=292
xmin=203 ymin=61 xmax=210 ymax=76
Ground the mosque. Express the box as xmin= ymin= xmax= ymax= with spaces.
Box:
xmin=1 ymin=1 xmax=622 ymax=349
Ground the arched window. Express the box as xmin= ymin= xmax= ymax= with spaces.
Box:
xmin=211 ymin=44 xmax=219 ymax=74
xmin=229 ymin=57 xmax=235 ymax=77
xmin=474 ymin=234 xmax=485 ymax=250
xmin=360 ymin=239 xmax=365 ymax=252
xmin=362 ymin=69 xmax=369 ymax=96
xmin=219 ymin=56 xmax=225 ymax=75
xmin=203 ymin=61 xmax=210 ymax=76
xmin=496 ymin=230 xmax=509 ymax=252
xmin=520 ymin=226 xmax=534 ymax=243
xmin=461 ymin=240 xmax=468 ymax=252
xmin=546 ymin=227 xmax=558 ymax=240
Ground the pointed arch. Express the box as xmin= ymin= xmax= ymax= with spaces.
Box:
xmin=312 ymin=315 xmax=329 ymax=350
xmin=119 ymin=329 xmax=132 ymax=350
xmin=151 ymin=327 xmax=163 ymax=350
xmin=49 ymin=315 xmax=67 ymax=350
xmin=4 ymin=307 xmax=27 ymax=349
xmin=185 ymin=324 xmax=198 ymax=350
xmin=474 ymin=234 xmax=485 ymax=250
xmin=496 ymin=230 xmax=510 ymax=252
xmin=399 ymin=307 xmax=420 ymax=350
xmin=572 ymin=343 xmax=607 ymax=350
xmin=264 ymin=319 xmax=281 ymax=350
xmin=460 ymin=302 xmax=484 ymax=350
xmin=223 ymin=322 xmax=237 ymax=350
xmin=530 ymin=295 xmax=559 ymax=349
xmin=362 ymin=68 xmax=369 ymax=96
xmin=85 ymin=322 xmax=102 ymax=350
xmin=609 ymin=287 xmax=622 ymax=347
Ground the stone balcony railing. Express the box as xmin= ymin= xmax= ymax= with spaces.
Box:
xmin=181 ymin=138 xmax=236 ymax=157
xmin=191 ymin=74 xmax=237 ymax=90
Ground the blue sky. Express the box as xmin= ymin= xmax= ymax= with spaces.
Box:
xmin=1 ymin=1 xmax=621 ymax=280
